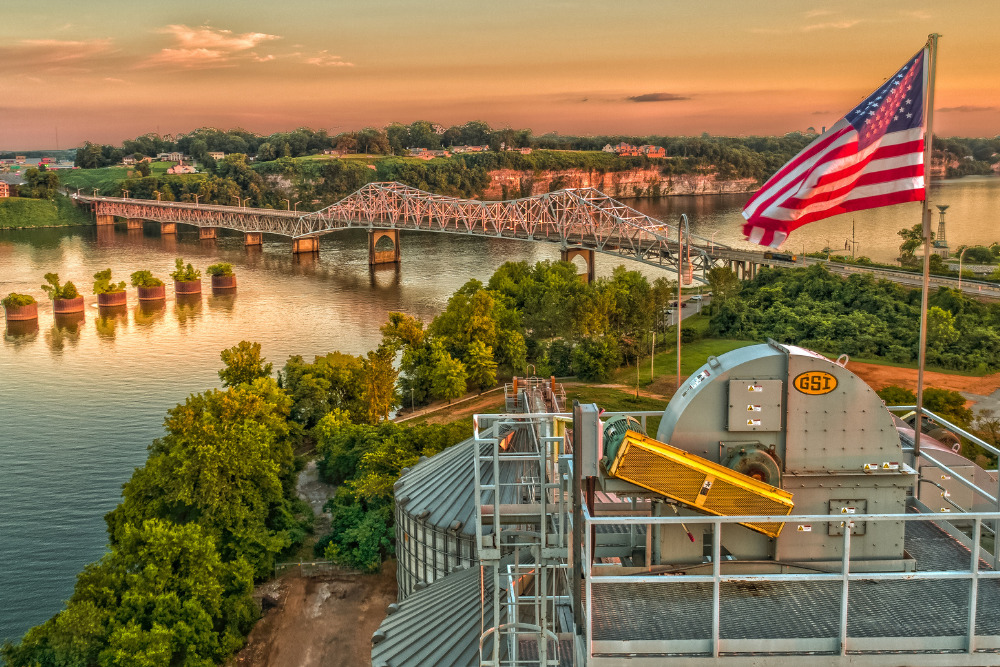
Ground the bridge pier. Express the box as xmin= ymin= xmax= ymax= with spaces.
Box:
xmin=245 ymin=232 xmax=263 ymax=247
xmin=369 ymin=229 xmax=401 ymax=266
xmin=293 ymin=237 xmax=320 ymax=254
xmin=95 ymin=214 xmax=115 ymax=226
xmin=199 ymin=227 xmax=217 ymax=241
xmin=126 ymin=218 xmax=143 ymax=230
xmin=560 ymin=247 xmax=595 ymax=283
xmin=161 ymin=222 xmax=176 ymax=235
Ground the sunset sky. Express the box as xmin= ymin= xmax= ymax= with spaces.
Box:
xmin=1 ymin=0 xmax=997 ymax=149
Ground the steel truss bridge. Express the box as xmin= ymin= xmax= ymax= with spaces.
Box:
xmin=75 ymin=182 xmax=796 ymax=281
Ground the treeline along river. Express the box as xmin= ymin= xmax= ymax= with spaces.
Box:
xmin=0 ymin=178 xmax=996 ymax=644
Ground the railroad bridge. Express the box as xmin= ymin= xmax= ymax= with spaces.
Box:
xmin=74 ymin=182 xmax=789 ymax=284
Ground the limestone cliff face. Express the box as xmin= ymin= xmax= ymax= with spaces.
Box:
xmin=482 ymin=167 xmax=758 ymax=200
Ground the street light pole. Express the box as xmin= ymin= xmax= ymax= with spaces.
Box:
xmin=650 ymin=330 xmax=655 ymax=382
xmin=282 ymin=198 xmax=291 ymax=210
xmin=677 ymin=213 xmax=689 ymax=392
xmin=294 ymin=201 xmax=302 ymax=213
xmin=958 ymin=246 xmax=970 ymax=290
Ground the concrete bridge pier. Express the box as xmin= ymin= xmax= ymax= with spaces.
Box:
xmin=126 ymin=218 xmax=143 ymax=230
xmin=95 ymin=213 xmax=115 ymax=226
xmin=292 ymin=237 xmax=320 ymax=254
xmin=161 ymin=222 xmax=176 ymax=235
xmin=560 ymin=247 xmax=596 ymax=283
xmin=199 ymin=227 xmax=217 ymax=241
xmin=245 ymin=232 xmax=263 ymax=247
xmin=369 ymin=229 xmax=401 ymax=266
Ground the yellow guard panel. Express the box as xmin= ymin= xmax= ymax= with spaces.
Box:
xmin=607 ymin=431 xmax=794 ymax=538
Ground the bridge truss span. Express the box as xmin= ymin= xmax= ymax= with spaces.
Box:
xmin=297 ymin=182 xmax=722 ymax=275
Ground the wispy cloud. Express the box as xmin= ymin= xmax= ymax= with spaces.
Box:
xmin=0 ymin=38 xmax=116 ymax=73
xmin=140 ymin=25 xmax=280 ymax=69
xmin=303 ymin=50 xmax=354 ymax=67
xmin=801 ymin=19 xmax=862 ymax=32
xmin=937 ymin=105 xmax=998 ymax=113
xmin=626 ymin=92 xmax=690 ymax=103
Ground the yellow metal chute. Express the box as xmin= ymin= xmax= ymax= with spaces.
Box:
xmin=606 ymin=431 xmax=794 ymax=538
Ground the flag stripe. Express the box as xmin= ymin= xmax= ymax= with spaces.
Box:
xmin=742 ymin=48 xmax=927 ymax=248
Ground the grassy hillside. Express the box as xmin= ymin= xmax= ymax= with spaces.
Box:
xmin=58 ymin=162 xmax=178 ymax=195
xmin=0 ymin=196 xmax=92 ymax=229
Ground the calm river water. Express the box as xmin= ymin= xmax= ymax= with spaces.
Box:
xmin=1 ymin=178 xmax=997 ymax=643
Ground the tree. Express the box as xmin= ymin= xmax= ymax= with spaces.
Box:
xmin=465 ymin=339 xmax=498 ymax=391
xmin=898 ymin=223 xmax=932 ymax=267
xmin=219 ymin=341 xmax=273 ymax=387
xmin=135 ymin=160 xmax=151 ymax=177
xmin=106 ymin=378 xmax=298 ymax=578
xmin=363 ymin=345 xmax=399 ymax=423
xmin=281 ymin=352 xmax=366 ymax=426
xmin=430 ymin=343 xmax=467 ymax=403
xmin=926 ymin=306 xmax=960 ymax=351
xmin=707 ymin=267 xmax=740 ymax=305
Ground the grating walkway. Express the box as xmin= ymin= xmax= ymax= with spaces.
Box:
xmin=590 ymin=520 xmax=1000 ymax=642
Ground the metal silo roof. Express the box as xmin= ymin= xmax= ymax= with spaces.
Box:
xmin=394 ymin=428 xmax=528 ymax=536
xmin=371 ymin=560 xmax=507 ymax=667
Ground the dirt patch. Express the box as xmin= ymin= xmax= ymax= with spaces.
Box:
xmin=846 ymin=361 xmax=1000 ymax=397
xmin=230 ymin=562 xmax=396 ymax=667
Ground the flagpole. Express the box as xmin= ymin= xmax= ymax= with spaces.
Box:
xmin=914 ymin=33 xmax=940 ymax=459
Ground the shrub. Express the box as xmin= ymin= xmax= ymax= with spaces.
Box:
xmin=92 ymin=268 xmax=126 ymax=295
xmin=170 ymin=258 xmax=201 ymax=282
xmin=2 ymin=293 xmax=36 ymax=308
xmin=206 ymin=262 xmax=234 ymax=277
xmin=130 ymin=270 xmax=164 ymax=288
xmin=40 ymin=273 xmax=79 ymax=300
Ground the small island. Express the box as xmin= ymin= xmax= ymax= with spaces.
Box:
xmin=171 ymin=258 xmax=202 ymax=295
xmin=92 ymin=269 xmax=127 ymax=307
xmin=207 ymin=262 xmax=237 ymax=291
xmin=41 ymin=273 xmax=84 ymax=314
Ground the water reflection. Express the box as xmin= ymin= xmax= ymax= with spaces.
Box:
xmin=95 ymin=305 xmax=129 ymax=339
xmin=207 ymin=293 xmax=236 ymax=314
xmin=133 ymin=301 xmax=166 ymax=328
xmin=4 ymin=319 xmax=39 ymax=347
xmin=96 ymin=226 xmax=116 ymax=248
xmin=160 ymin=235 xmax=177 ymax=253
xmin=174 ymin=294 xmax=203 ymax=327
xmin=292 ymin=252 xmax=317 ymax=273
xmin=125 ymin=228 xmax=146 ymax=247
xmin=47 ymin=312 xmax=85 ymax=354
xmin=369 ymin=265 xmax=401 ymax=289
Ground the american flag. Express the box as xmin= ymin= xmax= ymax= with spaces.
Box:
xmin=742 ymin=49 xmax=927 ymax=248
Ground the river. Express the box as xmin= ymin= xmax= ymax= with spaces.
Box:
xmin=1 ymin=177 xmax=997 ymax=644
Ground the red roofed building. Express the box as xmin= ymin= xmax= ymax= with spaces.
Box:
xmin=0 ymin=182 xmax=10 ymax=198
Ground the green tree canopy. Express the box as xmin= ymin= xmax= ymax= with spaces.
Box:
xmin=219 ymin=340 xmax=273 ymax=387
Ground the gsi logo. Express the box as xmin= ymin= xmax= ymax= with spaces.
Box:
xmin=793 ymin=371 xmax=838 ymax=395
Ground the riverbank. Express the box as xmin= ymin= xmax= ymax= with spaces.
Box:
xmin=0 ymin=196 xmax=92 ymax=229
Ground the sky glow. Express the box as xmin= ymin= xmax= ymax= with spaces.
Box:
xmin=1 ymin=0 xmax=996 ymax=148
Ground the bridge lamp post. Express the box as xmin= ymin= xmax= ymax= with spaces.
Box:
xmin=154 ymin=190 xmax=161 ymax=202
xmin=193 ymin=194 xmax=200 ymax=205
xmin=294 ymin=201 xmax=302 ymax=213
xmin=677 ymin=213 xmax=690 ymax=393
xmin=282 ymin=198 xmax=291 ymax=210
xmin=122 ymin=190 xmax=129 ymax=199
xmin=92 ymin=188 xmax=98 ymax=197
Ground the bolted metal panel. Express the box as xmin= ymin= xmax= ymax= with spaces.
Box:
xmin=727 ymin=379 xmax=783 ymax=432
xmin=828 ymin=499 xmax=867 ymax=536
xmin=782 ymin=345 xmax=902 ymax=473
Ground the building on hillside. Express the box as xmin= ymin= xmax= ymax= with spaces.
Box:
xmin=156 ymin=151 xmax=184 ymax=162
xmin=450 ymin=145 xmax=490 ymax=154
xmin=122 ymin=155 xmax=137 ymax=166
xmin=0 ymin=182 xmax=9 ymax=198
xmin=607 ymin=142 xmax=641 ymax=156
xmin=207 ymin=151 xmax=225 ymax=160
xmin=166 ymin=163 xmax=197 ymax=174
xmin=640 ymin=145 xmax=667 ymax=158
xmin=322 ymin=149 xmax=342 ymax=156
xmin=15 ymin=156 xmax=26 ymax=164
xmin=409 ymin=148 xmax=451 ymax=160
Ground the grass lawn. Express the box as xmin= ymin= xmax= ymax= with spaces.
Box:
xmin=59 ymin=162 xmax=182 ymax=195
xmin=0 ymin=196 xmax=92 ymax=228
xmin=564 ymin=384 xmax=667 ymax=434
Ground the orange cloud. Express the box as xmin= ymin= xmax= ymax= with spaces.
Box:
xmin=0 ymin=38 xmax=116 ymax=73
xmin=303 ymin=49 xmax=354 ymax=67
xmin=140 ymin=25 xmax=280 ymax=69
